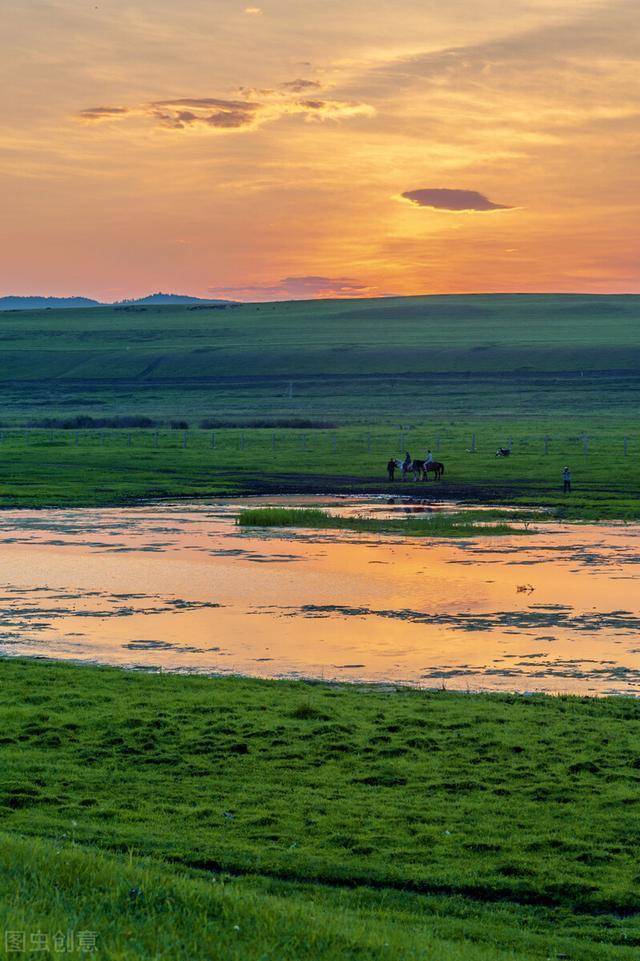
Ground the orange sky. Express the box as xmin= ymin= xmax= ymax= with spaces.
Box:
xmin=1 ymin=1 xmax=639 ymax=300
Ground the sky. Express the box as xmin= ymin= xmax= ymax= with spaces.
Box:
xmin=1 ymin=0 xmax=639 ymax=300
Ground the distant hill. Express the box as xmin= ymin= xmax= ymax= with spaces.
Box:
xmin=0 ymin=292 xmax=231 ymax=310
xmin=0 ymin=296 xmax=100 ymax=310
xmin=113 ymin=293 xmax=230 ymax=307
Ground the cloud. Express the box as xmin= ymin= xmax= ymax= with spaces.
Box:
xmin=209 ymin=275 xmax=377 ymax=301
xmin=76 ymin=106 xmax=129 ymax=120
xmin=75 ymin=88 xmax=373 ymax=132
xmin=401 ymin=188 xmax=514 ymax=211
xmin=151 ymin=97 xmax=258 ymax=129
xmin=280 ymin=78 xmax=322 ymax=92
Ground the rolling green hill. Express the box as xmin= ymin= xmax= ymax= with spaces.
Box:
xmin=0 ymin=294 xmax=638 ymax=423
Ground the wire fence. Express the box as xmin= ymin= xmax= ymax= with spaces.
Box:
xmin=0 ymin=428 xmax=635 ymax=457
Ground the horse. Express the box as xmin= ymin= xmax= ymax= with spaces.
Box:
xmin=410 ymin=459 xmax=445 ymax=481
xmin=390 ymin=458 xmax=414 ymax=480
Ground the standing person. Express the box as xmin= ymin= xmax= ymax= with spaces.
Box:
xmin=387 ymin=458 xmax=396 ymax=481
xmin=562 ymin=466 xmax=571 ymax=493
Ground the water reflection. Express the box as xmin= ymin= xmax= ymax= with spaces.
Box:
xmin=0 ymin=497 xmax=638 ymax=696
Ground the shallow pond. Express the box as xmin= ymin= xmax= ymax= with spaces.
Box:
xmin=1 ymin=497 xmax=640 ymax=695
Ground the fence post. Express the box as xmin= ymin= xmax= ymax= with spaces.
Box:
xmin=182 ymin=430 xmax=188 ymax=449
xmin=508 ymin=436 xmax=512 ymax=451
xmin=271 ymin=432 xmax=276 ymax=451
xmin=583 ymin=434 xmax=589 ymax=455
xmin=331 ymin=433 xmax=336 ymax=452
xmin=210 ymin=431 xmax=215 ymax=449
xmin=471 ymin=433 xmax=476 ymax=452
xmin=624 ymin=436 xmax=628 ymax=457
xmin=75 ymin=431 xmax=80 ymax=446
xmin=400 ymin=429 xmax=404 ymax=454
xmin=127 ymin=433 xmax=132 ymax=448
xmin=100 ymin=432 xmax=105 ymax=447
xmin=544 ymin=435 xmax=550 ymax=455
xmin=435 ymin=434 xmax=440 ymax=453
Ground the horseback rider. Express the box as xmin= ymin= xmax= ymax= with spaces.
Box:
xmin=425 ymin=450 xmax=433 ymax=466
xmin=402 ymin=451 xmax=411 ymax=471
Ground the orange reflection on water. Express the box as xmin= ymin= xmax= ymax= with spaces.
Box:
xmin=0 ymin=499 xmax=639 ymax=696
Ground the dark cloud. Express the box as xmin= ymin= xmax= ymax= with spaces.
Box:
xmin=280 ymin=78 xmax=322 ymax=92
xmin=151 ymin=97 xmax=258 ymax=129
xmin=76 ymin=90 xmax=372 ymax=132
xmin=154 ymin=97 xmax=253 ymax=110
xmin=77 ymin=106 xmax=129 ymax=121
xmin=209 ymin=275 xmax=375 ymax=301
xmin=401 ymin=188 xmax=514 ymax=211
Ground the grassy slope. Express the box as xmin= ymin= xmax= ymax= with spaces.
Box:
xmin=1 ymin=659 xmax=639 ymax=959
xmin=0 ymin=294 xmax=638 ymax=422
xmin=0 ymin=294 xmax=637 ymax=513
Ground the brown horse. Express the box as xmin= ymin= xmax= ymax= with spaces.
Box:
xmin=411 ymin=459 xmax=445 ymax=481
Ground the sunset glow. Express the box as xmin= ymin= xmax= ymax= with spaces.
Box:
xmin=2 ymin=0 xmax=639 ymax=300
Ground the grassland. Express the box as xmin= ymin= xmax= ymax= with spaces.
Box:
xmin=0 ymin=293 xmax=636 ymax=515
xmin=0 ymin=294 xmax=638 ymax=424
xmin=0 ymin=422 xmax=636 ymax=518
xmin=1 ymin=295 xmax=638 ymax=957
xmin=0 ymin=658 xmax=639 ymax=959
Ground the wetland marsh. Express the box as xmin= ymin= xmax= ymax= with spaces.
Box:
xmin=2 ymin=497 xmax=640 ymax=695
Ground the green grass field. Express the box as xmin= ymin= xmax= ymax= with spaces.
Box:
xmin=1 ymin=658 xmax=639 ymax=960
xmin=0 ymin=293 xmax=637 ymax=515
xmin=0 ymin=421 xmax=636 ymax=517
xmin=0 ymin=294 xmax=638 ymax=424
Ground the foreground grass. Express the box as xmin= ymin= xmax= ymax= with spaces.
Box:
xmin=1 ymin=659 xmax=639 ymax=958
xmin=237 ymin=506 xmax=529 ymax=536
xmin=1 ymin=833 xmax=595 ymax=961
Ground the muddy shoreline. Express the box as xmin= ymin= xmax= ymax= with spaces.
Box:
xmin=172 ymin=472 xmax=545 ymax=505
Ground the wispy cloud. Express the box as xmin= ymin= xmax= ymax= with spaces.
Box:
xmin=209 ymin=275 xmax=378 ymax=301
xmin=280 ymin=78 xmax=322 ymax=93
xmin=75 ymin=86 xmax=374 ymax=132
xmin=76 ymin=106 xmax=130 ymax=121
xmin=401 ymin=188 xmax=515 ymax=211
xmin=151 ymin=98 xmax=258 ymax=130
